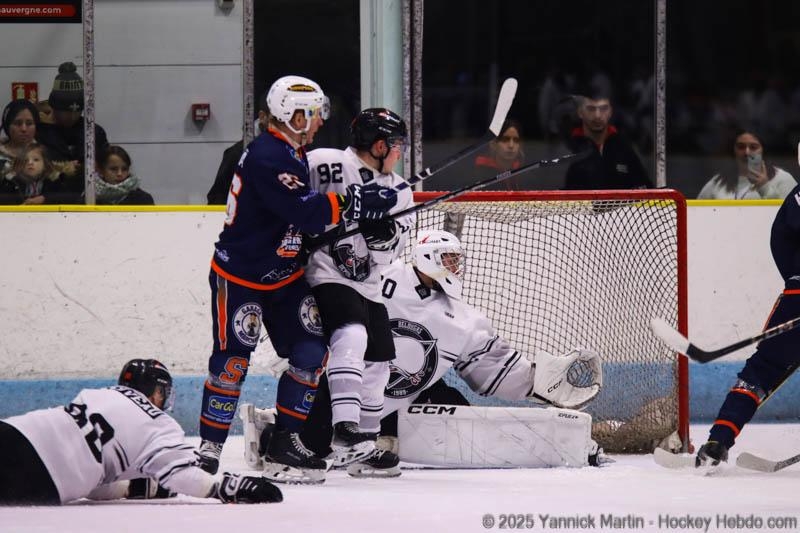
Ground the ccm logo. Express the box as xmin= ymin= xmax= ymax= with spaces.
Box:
xmin=547 ymin=379 xmax=562 ymax=393
xmin=407 ymin=405 xmax=457 ymax=415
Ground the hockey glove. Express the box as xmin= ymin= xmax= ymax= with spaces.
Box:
xmin=127 ymin=478 xmax=176 ymax=499
xmin=360 ymin=218 xmax=399 ymax=252
xmin=216 ymin=472 xmax=283 ymax=504
xmin=337 ymin=183 xmax=398 ymax=223
xmin=529 ymin=348 xmax=603 ymax=409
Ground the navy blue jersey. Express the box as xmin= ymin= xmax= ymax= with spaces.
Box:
xmin=212 ymin=129 xmax=340 ymax=288
xmin=770 ymin=185 xmax=800 ymax=283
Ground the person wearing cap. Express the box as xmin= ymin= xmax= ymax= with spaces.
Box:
xmin=36 ymin=62 xmax=109 ymax=196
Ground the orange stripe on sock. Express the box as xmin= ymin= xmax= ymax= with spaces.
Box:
xmin=200 ymin=416 xmax=231 ymax=430
xmin=713 ymin=419 xmax=740 ymax=437
xmin=216 ymin=275 xmax=228 ymax=350
xmin=731 ymin=387 xmax=761 ymax=404
xmin=276 ymin=404 xmax=308 ymax=421
xmin=204 ymin=381 xmax=241 ymax=397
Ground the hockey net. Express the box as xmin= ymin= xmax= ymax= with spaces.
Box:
xmin=409 ymin=190 xmax=688 ymax=453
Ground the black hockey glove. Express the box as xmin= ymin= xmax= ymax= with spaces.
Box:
xmin=360 ymin=218 xmax=399 ymax=252
xmin=216 ymin=472 xmax=283 ymax=504
xmin=337 ymin=183 xmax=398 ymax=223
xmin=127 ymin=478 xmax=176 ymax=499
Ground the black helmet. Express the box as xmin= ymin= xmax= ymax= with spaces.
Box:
xmin=350 ymin=108 xmax=407 ymax=150
xmin=118 ymin=359 xmax=174 ymax=410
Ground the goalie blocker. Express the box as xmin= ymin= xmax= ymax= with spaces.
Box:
xmin=398 ymin=404 xmax=594 ymax=468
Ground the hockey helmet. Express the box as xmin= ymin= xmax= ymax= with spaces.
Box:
xmin=118 ymin=358 xmax=175 ymax=411
xmin=266 ymin=75 xmax=329 ymax=134
xmin=412 ymin=230 xmax=465 ymax=299
xmin=350 ymin=108 xmax=408 ymax=151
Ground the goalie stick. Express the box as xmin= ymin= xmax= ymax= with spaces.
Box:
xmin=649 ymin=316 xmax=800 ymax=363
xmin=736 ymin=451 xmax=800 ymax=472
xmin=306 ymin=150 xmax=589 ymax=250
xmin=395 ymin=77 xmax=518 ymax=192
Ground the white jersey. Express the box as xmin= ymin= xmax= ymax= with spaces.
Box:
xmin=380 ymin=261 xmax=535 ymax=414
xmin=305 ymin=147 xmax=415 ymax=302
xmin=4 ymin=386 xmax=215 ymax=503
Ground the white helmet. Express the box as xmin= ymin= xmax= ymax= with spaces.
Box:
xmin=412 ymin=230 xmax=465 ymax=299
xmin=266 ymin=75 xmax=329 ymax=134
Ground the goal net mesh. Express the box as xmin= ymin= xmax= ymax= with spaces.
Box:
xmin=407 ymin=191 xmax=685 ymax=453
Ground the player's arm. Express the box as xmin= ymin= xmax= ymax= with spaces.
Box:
xmin=454 ymin=312 xmax=602 ymax=409
xmin=362 ymin=185 xmax=416 ymax=262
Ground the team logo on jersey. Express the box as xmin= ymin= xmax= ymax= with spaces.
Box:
xmin=233 ymin=303 xmax=262 ymax=347
xmin=298 ymin=295 xmax=323 ymax=336
xmin=277 ymin=227 xmax=303 ymax=258
xmin=331 ymin=242 xmax=371 ymax=282
xmin=359 ymin=167 xmax=374 ymax=183
xmin=385 ymin=318 xmax=439 ymax=398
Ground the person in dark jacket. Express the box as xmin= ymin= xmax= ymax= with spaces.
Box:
xmin=206 ymin=91 xmax=271 ymax=205
xmin=95 ymin=145 xmax=155 ymax=205
xmin=563 ymin=90 xmax=651 ymax=190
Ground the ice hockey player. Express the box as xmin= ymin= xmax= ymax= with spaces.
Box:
xmin=243 ymin=230 xmax=604 ymax=479
xmin=196 ymin=76 xmax=398 ymax=479
xmin=298 ymin=108 xmax=415 ymax=473
xmin=696 ymin=183 xmax=800 ymax=467
xmin=0 ymin=359 xmax=282 ymax=505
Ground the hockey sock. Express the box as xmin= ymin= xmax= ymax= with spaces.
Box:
xmin=199 ymin=354 xmax=248 ymax=442
xmin=708 ymin=379 xmax=763 ymax=448
xmin=328 ymin=323 xmax=367 ymax=425
xmin=275 ymin=371 xmax=318 ymax=432
xmin=359 ymin=362 xmax=389 ymax=433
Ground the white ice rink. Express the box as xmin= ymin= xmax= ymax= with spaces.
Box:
xmin=1 ymin=424 xmax=798 ymax=533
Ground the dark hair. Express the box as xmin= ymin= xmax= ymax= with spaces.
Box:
xmin=1 ymin=99 xmax=40 ymax=138
xmin=12 ymin=143 xmax=54 ymax=177
xmin=100 ymin=145 xmax=132 ymax=168
xmin=713 ymin=129 xmax=775 ymax=193
xmin=498 ymin=118 xmax=522 ymax=139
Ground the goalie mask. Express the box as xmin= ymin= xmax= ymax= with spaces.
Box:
xmin=118 ymin=358 xmax=175 ymax=411
xmin=412 ymin=230 xmax=465 ymax=299
xmin=266 ymin=75 xmax=329 ymax=135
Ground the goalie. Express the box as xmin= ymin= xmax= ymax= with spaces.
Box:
xmin=242 ymin=230 xmax=603 ymax=479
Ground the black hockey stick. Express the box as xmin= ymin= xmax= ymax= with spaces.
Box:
xmin=306 ymin=150 xmax=589 ymax=251
xmin=649 ymin=316 xmax=800 ymax=363
xmin=395 ymin=77 xmax=518 ymax=192
xmin=736 ymin=450 xmax=800 ymax=472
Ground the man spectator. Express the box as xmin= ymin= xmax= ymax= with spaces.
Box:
xmin=563 ymin=89 xmax=652 ymax=190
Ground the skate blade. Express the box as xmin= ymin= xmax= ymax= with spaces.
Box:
xmin=262 ymin=462 xmax=326 ymax=485
xmin=330 ymin=441 xmax=378 ymax=467
xmin=346 ymin=463 xmax=401 ymax=478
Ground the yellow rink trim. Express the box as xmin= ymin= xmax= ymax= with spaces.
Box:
xmin=0 ymin=205 xmax=225 ymax=213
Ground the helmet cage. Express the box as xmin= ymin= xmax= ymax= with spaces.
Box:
xmin=412 ymin=230 xmax=466 ymax=299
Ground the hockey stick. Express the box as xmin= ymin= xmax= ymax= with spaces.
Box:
xmin=649 ymin=316 xmax=800 ymax=363
xmin=395 ymin=77 xmax=518 ymax=192
xmin=736 ymin=450 xmax=800 ymax=472
xmin=306 ymin=150 xmax=589 ymax=251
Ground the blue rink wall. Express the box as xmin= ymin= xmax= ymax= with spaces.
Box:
xmin=1 ymin=362 xmax=798 ymax=435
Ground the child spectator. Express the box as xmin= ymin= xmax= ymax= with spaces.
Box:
xmin=0 ymin=144 xmax=71 ymax=205
xmin=95 ymin=145 xmax=155 ymax=205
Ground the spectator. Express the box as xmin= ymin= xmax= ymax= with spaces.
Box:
xmin=563 ymin=89 xmax=652 ymax=190
xmin=0 ymin=99 xmax=41 ymax=181
xmin=473 ymin=118 xmax=525 ymax=190
xmin=206 ymin=91 xmax=271 ymax=205
xmin=0 ymin=144 xmax=72 ymax=205
xmin=36 ymin=62 xmax=110 ymax=196
xmin=36 ymin=100 xmax=54 ymax=125
xmin=95 ymin=145 xmax=155 ymax=205
xmin=697 ymin=130 xmax=796 ymax=200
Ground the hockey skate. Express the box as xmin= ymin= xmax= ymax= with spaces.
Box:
xmin=263 ymin=429 xmax=327 ymax=485
xmin=196 ymin=439 xmax=223 ymax=474
xmin=695 ymin=440 xmax=728 ymax=468
xmin=329 ymin=421 xmax=378 ymax=468
xmin=588 ymin=440 xmax=615 ymax=466
xmin=347 ymin=448 xmax=401 ymax=478
xmin=238 ymin=403 xmax=276 ymax=470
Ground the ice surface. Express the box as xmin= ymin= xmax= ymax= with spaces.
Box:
xmin=2 ymin=424 xmax=799 ymax=533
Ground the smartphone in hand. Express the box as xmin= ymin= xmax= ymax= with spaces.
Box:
xmin=747 ymin=152 xmax=763 ymax=174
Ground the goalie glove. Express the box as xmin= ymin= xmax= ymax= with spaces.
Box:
xmin=360 ymin=218 xmax=399 ymax=252
xmin=216 ymin=472 xmax=283 ymax=504
xmin=530 ymin=348 xmax=602 ymax=409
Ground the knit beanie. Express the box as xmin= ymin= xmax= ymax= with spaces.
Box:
xmin=1 ymin=99 xmax=40 ymax=137
xmin=49 ymin=62 xmax=84 ymax=112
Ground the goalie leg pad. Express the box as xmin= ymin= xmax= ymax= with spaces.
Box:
xmin=398 ymin=405 xmax=593 ymax=468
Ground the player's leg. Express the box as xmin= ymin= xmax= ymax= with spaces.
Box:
xmin=198 ymin=271 xmax=260 ymax=473
xmin=699 ymin=290 xmax=800 ymax=465
xmin=261 ymin=280 xmax=328 ymax=482
xmin=0 ymin=421 xmax=61 ymax=505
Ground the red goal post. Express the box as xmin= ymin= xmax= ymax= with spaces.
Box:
xmin=410 ymin=189 xmax=689 ymax=453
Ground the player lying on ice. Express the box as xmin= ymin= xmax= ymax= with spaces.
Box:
xmin=240 ymin=230 xmax=606 ymax=483
xmin=0 ymin=359 xmax=282 ymax=505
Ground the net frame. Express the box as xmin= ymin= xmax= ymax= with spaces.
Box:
xmin=410 ymin=189 xmax=689 ymax=453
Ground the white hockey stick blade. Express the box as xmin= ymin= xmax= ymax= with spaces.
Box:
xmin=488 ymin=78 xmax=518 ymax=136
xmin=653 ymin=448 xmax=696 ymax=469
xmin=736 ymin=451 xmax=800 ymax=473
xmin=650 ymin=318 xmax=690 ymax=354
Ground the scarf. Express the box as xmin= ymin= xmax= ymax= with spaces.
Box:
xmin=95 ymin=174 xmax=141 ymax=204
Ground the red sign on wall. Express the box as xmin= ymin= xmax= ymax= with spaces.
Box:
xmin=11 ymin=82 xmax=39 ymax=102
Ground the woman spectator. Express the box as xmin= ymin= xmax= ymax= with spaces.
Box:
xmin=473 ymin=119 xmax=525 ymax=190
xmin=95 ymin=145 xmax=155 ymax=205
xmin=0 ymin=99 xmax=40 ymax=181
xmin=698 ymin=130 xmax=796 ymax=199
